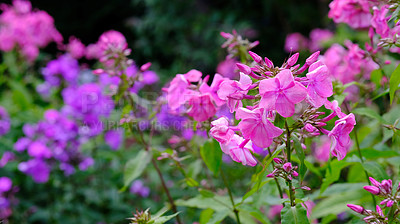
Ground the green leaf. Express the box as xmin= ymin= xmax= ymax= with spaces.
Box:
xmin=175 ymin=195 xmax=232 ymax=211
xmin=292 ymin=136 xmax=306 ymax=181
xmin=9 ymin=81 xmax=33 ymax=110
xmin=371 ymin=69 xmax=383 ymax=88
xmin=237 ymin=204 xmax=271 ymax=224
xmin=352 ymin=107 xmax=387 ymax=124
xmin=274 ymin=114 xmax=285 ymax=129
xmin=206 ymin=209 xmax=229 ymax=224
xmin=389 ymin=63 xmax=400 ymax=104
xmin=241 ymin=179 xmax=272 ymax=202
xmin=200 ymin=139 xmax=222 ymax=175
xmin=320 ymin=160 xmax=352 ymax=194
xmin=185 ymin=177 xmax=199 ymax=187
xmin=150 ymin=212 xmax=180 ymax=224
xmin=362 ymin=161 xmax=389 ymax=180
xmin=199 ymin=189 xmax=215 ymax=198
xmin=281 ymin=203 xmax=310 ymax=224
xmin=122 ymin=150 xmax=152 ymax=189
xmin=200 ymin=208 xmax=214 ymax=224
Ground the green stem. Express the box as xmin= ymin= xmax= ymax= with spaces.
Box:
xmin=268 ymin=148 xmax=284 ymax=205
xmin=344 ymin=103 xmax=377 ymax=207
xmin=127 ymin=95 xmax=182 ymax=224
xmin=285 ymin=121 xmax=295 ymax=207
xmin=221 ymin=169 xmax=241 ymax=224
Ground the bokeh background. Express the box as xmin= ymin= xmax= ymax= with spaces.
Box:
xmin=29 ymin=0 xmax=331 ymax=81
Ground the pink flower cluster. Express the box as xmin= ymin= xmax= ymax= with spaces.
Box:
xmin=348 ymin=177 xmax=400 ymax=223
xmin=164 ymin=70 xmax=229 ymax=122
xmin=322 ymin=40 xmax=378 ymax=98
xmin=328 ymin=0 xmax=376 ymax=29
xmin=0 ymin=0 xmax=62 ymax=61
xmin=165 ymin=49 xmax=357 ymax=166
xmin=285 ymin=29 xmax=333 ymax=52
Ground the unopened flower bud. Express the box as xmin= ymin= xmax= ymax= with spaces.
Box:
xmin=283 ymin=163 xmax=292 ymax=172
xmin=301 ymin=186 xmax=311 ymax=191
xmin=266 ymin=173 xmax=275 ymax=178
xmin=264 ymin=57 xmax=274 ymax=68
xmin=306 ymin=51 xmax=320 ymax=65
xmin=369 ymin=177 xmax=381 ymax=187
xmin=347 ymin=204 xmax=364 ymax=214
xmin=140 ymin=62 xmax=152 ymax=71
xmin=363 ymin=186 xmax=380 ymax=195
xmin=287 ymin=53 xmax=299 ymax=67
xmin=381 ymin=179 xmax=392 ymax=193
xmin=236 ymin=63 xmax=252 ymax=75
xmin=273 ymin=158 xmax=283 ymax=164
xmin=92 ymin=69 xmax=104 ymax=75
xmin=376 ymin=205 xmax=383 ymax=216
xmin=220 ymin=32 xmax=233 ymax=39
xmin=292 ymin=171 xmax=299 ymax=177
xmin=249 ymin=51 xmax=262 ymax=63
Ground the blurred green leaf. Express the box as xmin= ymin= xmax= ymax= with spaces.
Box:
xmin=292 ymin=136 xmax=306 ymax=181
xmin=200 ymin=139 xmax=222 ymax=175
xmin=320 ymin=160 xmax=352 ymax=194
xmin=362 ymin=161 xmax=389 ymax=181
xmin=122 ymin=150 xmax=152 ymax=190
xmin=389 ymin=63 xmax=400 ymax=104
xmin=352 ymin=107 xmax=387 ymax=124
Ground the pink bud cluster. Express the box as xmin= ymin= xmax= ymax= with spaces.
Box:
xmin=266 ymin=160 xmax=299 ymax=181
xmin=347 ymin=204 xmax=388 ymax=224
xmin=364 ymin=177 xmax=400 ymax=208
xmin=348 ymin=177 xmax=400 ymax=223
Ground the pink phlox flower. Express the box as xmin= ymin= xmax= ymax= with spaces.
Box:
xmin=309 ymin=29 xmax=333 ymax=51
xmin=328 ymin=113 xmax=356 ymax=160
xmin=220 ymin=135 xmax=257 ymax=166
xmin=165 ymin=74 xmax=195 ymax=110
xmin=187 ymin=93 xmax=217 ymax=122
xmin=306 ymin=61 xmax=333 ymax=108
xmin=200 ymin=73 xmax=228 ymax=106
xmin=324 ymin=100 xmax=346 ymax=120
xmin=210 ymin=117 xmax=235 ymax=144
xmin=328 ymin=0 xmax=373 ymax=29
xmin=259 ymin=69 xmax=307 ymax=117
xmin=217 ymin=73 xmax=252 ymax=112
xmin=184 ymin=69 xmax=202 ymax=82
xmin=284 ymin=33 xmax=309 ymax=53
xmin=236 ymin=107 xmax=283 ymax=148
xmin=67 ymin=36 xmax=86 ymax=59
xmin=371 ymin=5 xmax=391 ymax=38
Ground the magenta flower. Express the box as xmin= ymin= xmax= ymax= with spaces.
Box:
xmin=259 ymin=69 xmax=307 ymax=117
xmin=200 ymin=73 xmax=228 ymax=107
xmin=210 ymin=117 xmax=234 ymax=144
xmin=165 ymin=75 xmax=191 ymax=110
xmin=309 ymin=29 xmax=333 ymax=51
xmin=371 ymin=5 xmax=391 ymax=38
xmin=187 ymin=94 xmax=217 ymax=122
xmin=306 ymin=61 xmax=333 ymax=108
xmin=27 ymin=141 xmax=52 ymax=159
xmin=217 ymin=73 xmax=252 ymax=112
xmin=328 ymin=0 xmax=373 ymax=29
xmin=236 ymin=108 xmax=283 ymax=148
xmin=328 ymin=113 xmax=356 ymax=160
xmin=284 ymin=33 xmax=308 ymax=53
xmin=104 ymin=130 xmax=123 ymax=150
xmin=67 ymin=36 xmax=86 ymax=59
xmin=220 ymin=135 xmax=257 ymax=166
xmin=0 ymin=177 xmax=12 ymax=193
